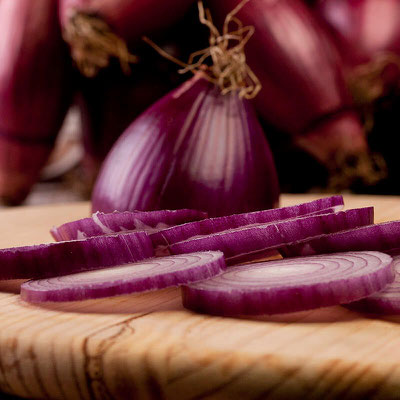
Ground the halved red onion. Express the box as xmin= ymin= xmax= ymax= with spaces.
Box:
xmin=20 ymin=251 xmax=225 ymax=302
xmin=182 ymin=251 xmax=394 ymax=315
xmin=51 ymin=209 xmax=208 ymax=242
xmin=346 ymin=255 xmax=400 ymax=314
xmin=0 ymin=232 xmax=153 ymax=280
xmin=170 ymin=207 xmax=374 ymax=264
xmin=151 ymin=196 xmax=344 ymax=248
xmin=281 ymin=220 xmax=400 ymax=257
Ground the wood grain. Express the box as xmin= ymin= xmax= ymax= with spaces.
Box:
xmin=1 ymin=194 xmax=400 ymax=399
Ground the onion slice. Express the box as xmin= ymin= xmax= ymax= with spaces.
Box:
xmin=50 ymin=209 xmax=208 ymax=242
xmin=0 ymin=232 xmax=153 ymax=280
xmin=20 ymin=251 xmax=225 ymax=303
xmin=170 ymin=207 xmax=374 ymax=264
xmin=347 ymin=255 xmax=400 ymax=314
xmin=182 ymin=251 xmax=394 ymax=315
xmin=281 ymin=220 xmax=400 ymax=257
xmin=151 ymin=195 xmax=344 ymax=248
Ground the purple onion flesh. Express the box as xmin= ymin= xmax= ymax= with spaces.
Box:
xmin=0 ymin=231 xmax=153 ymax=280
xmin=151 ymin=195 xmax=344 ymax=248
xmin=21 ymin=251 xmax=225 ymax=302
xmin=170 ymin=207 xmax=374 ymax=264
xmin=347 ymin=255 xmax=400 ymax=314
xmin=51 ymin=208 xmax=208 ymax=242
xmin=281 ymin=220 xmax=400 ymax=257
xmin=182 ymin=251 xmax=393 ymax=315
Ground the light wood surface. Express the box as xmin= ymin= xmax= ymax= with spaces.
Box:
xmin=1 ymin=194 xmax=400 ymax=399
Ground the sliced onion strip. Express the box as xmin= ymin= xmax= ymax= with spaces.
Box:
xmin=281 ymin=220 xmax=400 ymax=257
xmin=0 ymin=232 xmax=153 ymax=280
xmin=21 ymin=251 xmax=225 ymax=302
xmin=51 ymin=209 xmax=208 ymax=242
xmin=151 ymin=195 xmax=344 ymax=248
xmin=170 ymin=207 xmax=373 ymax=264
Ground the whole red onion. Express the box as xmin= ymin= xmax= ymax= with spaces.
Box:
xmin=92 ymin=75 xmax=280 ymax=216
xmin=0 ymin=0 xmax=73 ymax=204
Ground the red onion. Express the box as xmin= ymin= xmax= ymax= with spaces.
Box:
xmin=0 ymin=0 xmax=73 ymax=204
xmin=0 ymin=231 xmax=153 ymax=280
xmin=282 ymin=220 xmax=400 ymax=257
xmin=92 ymin=74 xmax=280 ymax=217
xmin=208 ymin=0 xmax=370 ymax=174
xmin=347 ymin=255 xmax=400 ymax=314
xmin=182 ymin=251 xmax=394 ymax=315
xmin=315 ymin=0 xmax=400 ymax=103
xmin=51 ymin=209 xmax=208 ymax=242
xmin=59 ymin=0 xmax=194 ymax=76
xmin=20 ymin=251 xmax=225 ymax=302
xmin=170 ymin=207 xmax=373 ymax=264
xmin=151 ymin=195 xmax=344 ymax=249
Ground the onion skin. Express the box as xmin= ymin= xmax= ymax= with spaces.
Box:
xmin=92 ymin=76 xmax=280 ymax=217
xmin=0 ymin=0 xmax=73 ymax=204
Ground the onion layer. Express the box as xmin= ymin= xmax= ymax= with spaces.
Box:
xmin=151 ymin=196 xmax=344 ymax=248
xmin=170 ymin=207 xmax=374 ymax=264
xmin=21 ymin=251 xmax=225 ymax=302
xmin=347 ymin=255 xmax=400 ymax=314
xmin=281 ymin=220 xmax=400 ymax=257
xmin=182 ymin=251 xmax=394 ymax=315
xmin=51 ymin=209 xmax=208 ymax=242
xmin=0 ymin=232 xmax=153 ymax=280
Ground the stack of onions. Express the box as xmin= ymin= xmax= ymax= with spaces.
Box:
xmin=0 ymin=0 xmax=73 ymax=205
xmin=315 ymin=0 xmax=400 ymax=105
xmin=208 ymin=0 xmax=378 ymax=188
xmin=59 ymin=0 xmax=195 ymax=76
xmin=91 ymin=3 xmax=280 ymax=216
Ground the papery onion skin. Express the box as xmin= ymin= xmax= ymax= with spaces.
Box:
xmin=0 ymin=0 xmax=73 ymax=204
xmin=208 ymin=0 xmax=365 ymax=163
xmin=151 ymin=196 xmax=344 ymax=248
xmin=182 ymin=251 xmax=394 ymax=315
xmin=281 ymin=220 xmax=400 ymax=257
xmin=92 ymin=76 xmax=280 ymax=217
xmin=20 ymin=251 xmax=225 ymax=303
xmin=170 ymin=207 xmax=373 ymax=264
xmin=0 ymin=231 xmax=153 ymax=280
xmin=346 ymin=255 xmax=400 ymax=314
xmin=51 ymin=209 xmax=208 ymax=242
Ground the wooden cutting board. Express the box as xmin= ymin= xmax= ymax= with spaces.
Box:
xmin=1 ymin=194 xmax=400 ymax=400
